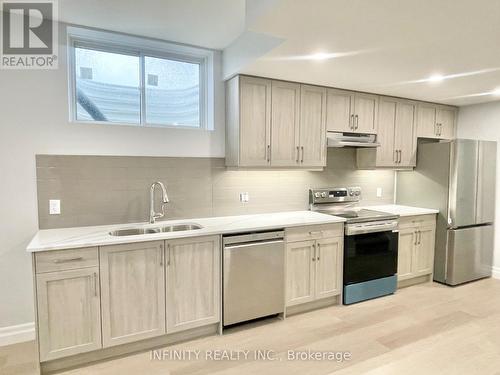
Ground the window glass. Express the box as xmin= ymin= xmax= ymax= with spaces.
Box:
xmin=75 ymin=47 xmax=141 ymax=124
xmin=145 ymin=56 xmax=200 ymax=127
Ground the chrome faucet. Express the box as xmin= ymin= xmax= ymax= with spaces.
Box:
xmin=149 ymin=182 xmax=169 ymax=224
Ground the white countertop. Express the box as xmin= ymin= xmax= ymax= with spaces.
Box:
xmin=27 ymin=211 xmax=346 ymax=253
xmin=361 ymin=204 xmax=439 ymax=217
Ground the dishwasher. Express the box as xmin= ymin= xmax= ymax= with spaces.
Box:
xmin=223 ymin=230 xmax=285 ymax=327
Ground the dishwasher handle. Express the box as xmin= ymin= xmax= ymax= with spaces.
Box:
xmin=224 ymin=239 xmax=284 ymax=250
xmin=223 ymin=231 xmax=285 ymax=246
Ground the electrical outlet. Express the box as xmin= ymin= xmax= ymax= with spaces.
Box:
xmin=376 ymin=188 xmax=383 ymax=198
xmin=49 ymin=199 xmax=61 ymax=215
xmin=239 ymin=192 xmax=249 ymax=203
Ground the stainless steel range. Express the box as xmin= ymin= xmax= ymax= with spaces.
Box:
xmin=310 ymin=187 xmax=400 ymax=305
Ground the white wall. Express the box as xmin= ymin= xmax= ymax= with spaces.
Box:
xmin=0 ymin=23 xmax=225 ymax=329
xmin=457 ymin=101 xmax=500 ymax=278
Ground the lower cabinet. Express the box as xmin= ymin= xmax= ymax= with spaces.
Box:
xmin=286 ymin=236 xmax=342 ymax=307
xmin=397 ymin=215 xmax=436 ymax=283
xmin=99 ymin=241 xmax=166 ymax=347
xmin=36 ymin=267 xmax=102 ymax=361
xmin=165 ymin=236 xmax=220 ymax=333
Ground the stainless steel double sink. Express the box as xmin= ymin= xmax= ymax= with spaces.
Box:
xmin=109 ymin=223 xmax=202 ymax=237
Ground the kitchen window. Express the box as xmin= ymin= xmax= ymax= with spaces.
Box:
xmin=67 ymin=27 xmax=214 ymax=129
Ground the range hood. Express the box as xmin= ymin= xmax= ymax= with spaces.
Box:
xmin=327 ymin=132 xmax=380 ymax=148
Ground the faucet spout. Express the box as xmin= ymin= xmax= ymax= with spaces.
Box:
xmin=150 ymin=181 xmax=169 ymax=224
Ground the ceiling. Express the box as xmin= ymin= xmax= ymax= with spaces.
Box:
xmin=59 ymin=0 xmax=500 ymax=106
xmin=58 ymin=0 xmax=246 ymax=50
xmin=242 ymin=0 xmax=500 ymax=106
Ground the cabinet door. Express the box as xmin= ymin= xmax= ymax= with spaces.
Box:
xmin=166 ymin=236 xmax=220 ymax=333
xmin=286 ymin=240 xmax=316 ymax=306
xmin=100 ymin=241 xmax=165 ymax=347
xmin=239 ymin=76 xmax=272 ymax=166
xmin=397 ymin=229 xmax=415 ymax=281
xmin=436 ymin=107 xmax=456 ymax=139
xmin=326 ymin=88 xmax=353 ymax=132
xmin=394 ymin=101 xmax=417 ymax=167
xmin=37 ymin=268 xmax=101 ymax=361
xmin=376 ymin=98 xmax=397 ymax=167
xmin=416 ymin=104 xmax=437 ymax=138
xmin=414 ymin=226 xmax=436 ymax=276
xmin=353 ymin=93 xmax=377 ymax=134
xmin=315 ymin=237 xmax=342 ymax=300
xmin=299 ymin=85 xmax=327 ymax=167
xmin=271 ymin=81 xmax=301 ymax=166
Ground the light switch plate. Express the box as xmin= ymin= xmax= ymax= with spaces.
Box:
xmin=49 ymin=199 xmax=61 ymax=215
xmin=239 ymin=192 xmax=249 ymax=203
xmin=376 ymin=188 xmax=383 ymax=198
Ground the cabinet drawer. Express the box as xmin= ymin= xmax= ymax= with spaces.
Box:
xmin=35 ymin=247 xmax=98 ymax=274
xmin=286 ymin=223 xmax=343 ymax=242
xmin=398 ymin=215 xmax=436 ymax=229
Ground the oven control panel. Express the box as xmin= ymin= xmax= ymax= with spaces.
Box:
xmin=309 ymin=187 xmax=361 ymax=204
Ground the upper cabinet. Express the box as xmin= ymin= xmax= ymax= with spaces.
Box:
xmin=226 ymin=74 xmax=457 ymax=170
xmin=416 ymin=103 xmax=457 ymax=139
xmin=226 ymin=75 xmax=326 ymax=168
xmin=299 ymin=85 xmax=327 ymax=167
xmin=270 ymin=80 xmax=301 ymax=166
xmin=357 ymin=97 xmax=417 ymax=169
xmin=326 ymin=89 xmax=378 ymax=134
xmin=227 ymin=76 xmax=271 ymax=167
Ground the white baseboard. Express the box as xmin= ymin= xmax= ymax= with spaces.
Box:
xmin=0 ymin=322 xmax=35 ymax=346
xmin=492 ymin=266 xmax=500 ymax=280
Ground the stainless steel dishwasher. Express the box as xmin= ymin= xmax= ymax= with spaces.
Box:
xmin=223 ymin=230 xmax=285 ymax=326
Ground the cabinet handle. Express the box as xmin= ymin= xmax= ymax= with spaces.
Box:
xmin=350 ymin=114 xmax=354 ymax=129
xmin=93 ymin=272 xmax=98 ymax=297
xmin=355 ymin=114 xmax=359 ymax=130
xmin=267 ymin=145 xmax=271 ymax=162
xmin=317 ymin=243 xmax=321 ymax=261
xmin=301 ymin=146 xmax=304 ymax=163
xmin=309 ymin=231 xmax=322 ymax=235
xmin=439 ymin=123 xmax=443 ymax=136
xmin=159 ymin=244 xmax=164 ymax=266
xmin=296 ymin=146 xmax=300 ymax=163
xmin=436 ymin=123 xmax=442 ymax=136
xmin=418 ymin=230 xmax=422 ymax=245
xmin=414 ymin=231 xmax=419 ymax=245
xmin=312 ymin=244 xmax=316 ymax=262
xmin=398 ymin=150 xmax=402 ymax=164
xmin=53 ymin=256 xmax=83 ymax=264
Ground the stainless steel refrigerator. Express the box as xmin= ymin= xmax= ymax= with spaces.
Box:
xmin=397 ymin=139 xmax=496 ymax=286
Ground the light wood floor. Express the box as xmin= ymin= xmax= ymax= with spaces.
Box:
xmin=3 ymin=278 xmax=500 ymax=375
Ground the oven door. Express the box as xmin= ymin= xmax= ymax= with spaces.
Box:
xmin=344 ymin=230 xmax=398 ymax=285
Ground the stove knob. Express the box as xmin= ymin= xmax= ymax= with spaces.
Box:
xmin=355 ymin=191 xmax=360 ymax=196
xmin=321 ymin=192 xmax=327 ymax=198
xmin=314 ymin=192 xmax=321 ymax=198
xmin=349 ymin=191 xmax=354 ymax=196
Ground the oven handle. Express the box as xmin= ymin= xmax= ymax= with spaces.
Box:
xmin=345 ymin=221 xmax=399 ymax=236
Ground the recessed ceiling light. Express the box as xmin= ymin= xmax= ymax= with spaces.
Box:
xmin=428 ymin=74 xmax=444 ymax=83
xmin=308 ymin=52 xmax=333 ymax=61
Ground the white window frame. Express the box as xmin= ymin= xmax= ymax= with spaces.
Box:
xmin=67 ymin=26 xmax=215 ymax=130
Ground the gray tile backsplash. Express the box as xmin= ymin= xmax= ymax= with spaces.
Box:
xmin=36 ymin=149 xmax=395 ymax=229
